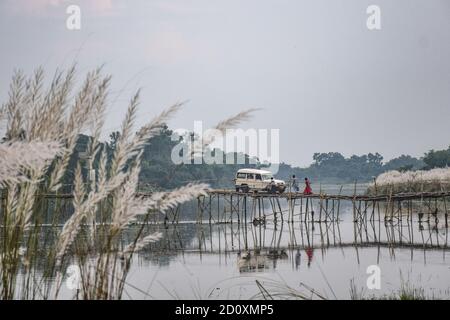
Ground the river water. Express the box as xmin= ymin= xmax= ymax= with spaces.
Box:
xmin=52 ymin=196 xmax=450 ymax=300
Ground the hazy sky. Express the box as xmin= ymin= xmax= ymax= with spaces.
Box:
xmin=1 ymin=0 xmax=449 ymax=166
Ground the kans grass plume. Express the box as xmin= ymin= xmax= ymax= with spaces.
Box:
xmin=0 ymin=65 xmax=254 ymax=300
xmin=0 ymin=141 xmax=63 ymax=187
xmin=367 ymin=167 xmax=450 ymax=194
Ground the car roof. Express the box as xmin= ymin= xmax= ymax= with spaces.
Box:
xmin=237 ymin=168 xmax=272 ymax=175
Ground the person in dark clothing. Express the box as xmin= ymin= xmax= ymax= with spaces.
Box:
xmin=270 ymin=177 xmax=277 ymax=194
xmin=291 ymin=175 xmax=299 ymax=192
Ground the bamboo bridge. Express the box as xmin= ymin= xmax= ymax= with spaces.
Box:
xmin=193 ymin=189 xmax=450 ymax=226
xmin=1 ymin=188 xmax=449 ymax=226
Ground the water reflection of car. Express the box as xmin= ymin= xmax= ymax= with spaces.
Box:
xmin=234 ymin=169 xmax=286 ymax=193
xmin=237 ymin=249 xmax=289 ymax=273
xmin=237 ymin=251 xmax=268 ymax=272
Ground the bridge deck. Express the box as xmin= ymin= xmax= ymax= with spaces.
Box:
xmin=1 ymin=189 xmax=449 ymax=202
xmin=203 ymin=189 xmax=450 ymax=202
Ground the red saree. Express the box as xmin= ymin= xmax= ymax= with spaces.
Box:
xmin=303 ymin=180 xmax=312 ymax=195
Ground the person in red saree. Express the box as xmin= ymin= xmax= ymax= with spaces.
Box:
xmin=303 ymin=177 xmax=312 ymax=195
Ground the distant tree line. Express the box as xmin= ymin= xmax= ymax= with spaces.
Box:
xmin=66 ymin=126 xmax=449 ymax=189
xmin=275 ymin=152 xmax=424 ymax=184
xmin=422 ymin=146 xmax=450 ymax=169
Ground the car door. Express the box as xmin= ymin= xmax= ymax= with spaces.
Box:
xmin=255 ymin=174 xmax=263 ymax=189
xmin=246 ymin=173 xmax=256 ymax=188
xmin=236 ymin=172 xmax=246 ymax=186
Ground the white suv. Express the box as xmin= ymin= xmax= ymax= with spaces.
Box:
xmin=234 ymin=169 xmax=286 ymax=193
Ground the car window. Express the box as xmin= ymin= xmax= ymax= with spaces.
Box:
xmin=247 ymin=173 xmax=254 ymax=179
xmin=237 ymin=173 xmax=246 ymax=179
xmin=255 ymin=174 xmax=262 ymax=180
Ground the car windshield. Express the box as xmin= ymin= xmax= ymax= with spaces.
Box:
xmin=262 ymin=174 xmax=273 ymax=180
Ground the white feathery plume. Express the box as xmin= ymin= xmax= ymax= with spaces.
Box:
xmin=111 ymin=98 xmax=183 ymax=176
xmin=55 ymin=172 xmax=127 ymax=263
xmin=0 ymin=141 xmax=63 ymax=187
xmin=369 ymin=167 xmax=450 ymax=194
xmin=4 ymin=70 xmax=26 ymax=140
xmin=48 ymin=69 xmax=110 ymax=191
xmin=109 ymin=90 xmax=140 ymax=176
xmin=190 ymin=108 xmax=260 ymax=158
xmin=131 ymin=101 xmax=184 ymax=151
xmin=111 ymin=152 xmax=143 ymax=232
xmin=121 ymin=232 xmax=163 ymax=257
xmin=117 ymin=183 xmax=209 ymax=230
xmin=375 ymin=168 xmax=450 ymax=186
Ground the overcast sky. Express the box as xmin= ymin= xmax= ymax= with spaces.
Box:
xmin=1 ymin=0 xmax=449 ymax=166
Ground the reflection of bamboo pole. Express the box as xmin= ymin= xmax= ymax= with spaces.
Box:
xmin=319 ymin=223 xmax=325 ymax=249
xmin=276 ymin=198 xmax=283 ymax=223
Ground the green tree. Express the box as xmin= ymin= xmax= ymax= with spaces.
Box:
xmin=423 ymin=146 xmax=450 ymax=169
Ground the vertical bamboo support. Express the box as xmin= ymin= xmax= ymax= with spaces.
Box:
xmin=291 ymin=198 xmax=295 ymax=223
xmin=288 ymin=192 xmax=292 ymax=223
xmin=276 ymin=198 xmax=284 ymax=223
xmin=331 ymin=199 xmax=335 ymax=222
xmin=197 ymin=197 xmax=201 ymax=224
xmin=271 ymin=198 xmax=278 ymax=222
xmin=208 ymin=196 xmax=212 ymax=225
xmin=337 ymin=199 xmax=341 ymax=222
xmin=217 ymin=194 xmax=220 ymax=223
xmin=300 ymin=197 xmax=303 ymax=222
xmin=304 ymin=198 xmax=309 ymax=223
xmin=261 ymin=197 xmax=266 ymax=220
xmin=258 ymin=197 xmax=262 ymax=221
xmin=319 ymin=196 xmax=323 ymax=222
xmin=237 ymin=194 xmax=241 ymax=224
xmin=352 ymin=181 xmax=357 ymax=223
xmin=244 ymin=195 xmax=247 ymax=223
xmin=207 ymin=194 xmax=213 ymax=224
